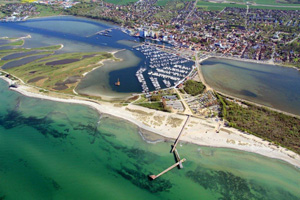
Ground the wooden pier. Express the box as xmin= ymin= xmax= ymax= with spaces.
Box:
xmin=171 ymin=115 xmax=190 ymax=153
xmin=148 ymin=116 xmax=190 ymax=181
xmin=173 ymin=146 xmax=183 ymax=169
xmin=148 ymin=158 xmax=186 ymax=180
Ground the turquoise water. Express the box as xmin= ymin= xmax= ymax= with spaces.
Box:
xmin=201 ymin=58 xmax=300 ymax=115
xmin=0 ymin=78 xmax=300 ymax=199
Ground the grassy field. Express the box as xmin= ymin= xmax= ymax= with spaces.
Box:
xmin=139 ymin=102 xmax=168 ymax=111
xmin=250 ymin=5 xmax=300 ymax=9
xmin=156 ymin=0 xmax=194 ymax=6
xmin=21 ymin=0 xmax=35 ymax=2
xmin=196 ymin=1 xmax=300 ymax=10
xmin=0 ymin=39 xmax=24 ymax=47
xmin=34 ymin=4 xmax=62 ymax=17
xmin=0 ymin=44 xmax=61 ymax=58
xmin=104 ymin=0 xmax=138 ymax=5
xmin=5 ymin=52 xmax=113 ymax=94
xmin=244 ymin=0 xmax=300 ymax=5
xmin=0 ymin=44 xmax=61 ymax=70
xmin=197 ymin=1 xmax=247 ymax=10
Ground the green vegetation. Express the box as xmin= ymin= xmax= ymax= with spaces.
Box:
xmin=0 ymin=50 xmax=52 ymax=67
xmin=215 ymin=92 xmax=227 ymax=118
xmin=104 ymin=0 xmax=138 ymax=5
xmin=246 ymin=0 xmax=300 ymax=5
xmin=183 ymin=80 xmax=205 ymax=96
xmin=0 ymin=45 xmax=61 ymax=55
xmin=156 ymin=0 xmax=193 ymax=6
xmin=218 ymin=94 xmax=300 ymax=154
xmin=5 ymin=52 xmax=113 ymax=94
xmin=195 ymin=0 xmax=300 ymax=10
xmin=250 ymin=5 xmax=300 ymax=10
xmin=196 ymin=1 xmax=246 ymax=11
xmin=21 ymin=0 xmax=35 ymax=2
xmin=139 ymin=102 xmax=168 ymax=111
xmin=35 ymin=4 xmax=62 ymax=17
xmin=66 ymin=3 xmax=123 ymax=24
xmin=0 ymin=39 xmax=24 ymax=47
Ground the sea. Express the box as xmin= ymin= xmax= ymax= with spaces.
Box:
xmin=0 ymin=78 xmax=299 ymax=199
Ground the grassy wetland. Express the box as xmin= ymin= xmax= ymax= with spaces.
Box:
xmin=0 ymin=38 xmax=114 ymax=95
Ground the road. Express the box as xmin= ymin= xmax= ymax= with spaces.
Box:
xmin=185 ymin=0 xmax=198 ymax=21
xmin=195 ymin=52 xmax=212 ymax=91
xmin=175 ymin=88 xmax=193 ymax=115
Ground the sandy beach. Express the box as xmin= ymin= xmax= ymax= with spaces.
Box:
xmin=1 ymin=76 xmax=299 ymax=168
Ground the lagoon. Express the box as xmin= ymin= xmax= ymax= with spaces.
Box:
xmin=201 ymin=58 xmax=300 ymax=116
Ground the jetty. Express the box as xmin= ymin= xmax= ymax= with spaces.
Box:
xmin=148 ymin=114 xmax=190 ymax=181
xmin=88 ymin=28 xmax=114 ymax=37
xmin=171 ymin=115 xmax=190 ymax=153
xmin=173 ymin=146 xmax=183 ymax=169
xmin=148 ymin=158 xmax=186 ymax=180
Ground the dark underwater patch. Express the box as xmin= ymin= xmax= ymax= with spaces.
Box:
xmin=240 ymin=90 xmax=257 ymax=97
xmin=115 ymin=166 xmax=172 ymax=193
xmin=186 ymin=166 xmax=299 ymax=200
xmin=45 ymin=177 xmax=62 ymax=191
xmin=0 ymin=110 xmax=68 ymax=138
xmin=186 ymin=167 xmax=263 ymax=200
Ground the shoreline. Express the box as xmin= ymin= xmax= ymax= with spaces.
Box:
xmin=1 ymin=76 xmax=299 ymax=168
xmin=211 ymin=55 xmax=300 ymax=71
xmin=74 ymin=49 xmax=134 ymax=101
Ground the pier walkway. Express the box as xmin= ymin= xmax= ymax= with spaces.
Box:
xmin=171 ymin=115 xmax=190 ymax=153
xmin=149 ymin=159 xmax=186 ymax=180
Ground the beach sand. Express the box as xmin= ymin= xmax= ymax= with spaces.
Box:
xmin=1 ymin=76 xmax=299 ymax=168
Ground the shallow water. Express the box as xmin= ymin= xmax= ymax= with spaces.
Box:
xmin=1 ymin=54 xmax=51 ymax=69
xmin=201 ymin=58 xmax=300 ymax=115
xmin=2 ymin=51 xmax=41 ymax=60
xmin=0 ymin=78 xmax=299 ymax=200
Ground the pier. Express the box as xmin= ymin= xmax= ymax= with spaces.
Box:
xmin=173 ymin=146 xmax=183 ymax=169
xmin=148 ymin=158 xmax=186 ymax=180
xmin=171 ymin=115 xmax=190 ymax=153
xmin=87 ymin=28 xmax=114 ymax=37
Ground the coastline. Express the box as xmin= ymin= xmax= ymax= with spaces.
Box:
xmin=1 ymin=75 xmax=299 ymax=168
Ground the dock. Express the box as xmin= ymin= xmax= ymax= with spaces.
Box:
xmin=148 ymin=158 xmax=186 ymax=180
xmin=87 ymin=28 xmax=114 ymax=37
xmin=171 ymin=115 xmax=190 ymax=153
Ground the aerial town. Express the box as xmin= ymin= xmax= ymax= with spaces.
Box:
xmin=1 ymin=0 xmax=299 ymax=67
xmin=63 ymin=0 xmax=300 ymax=67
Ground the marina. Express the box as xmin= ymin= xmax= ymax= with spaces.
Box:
xmin=134 ymin=44 xmax=194 ymax=93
